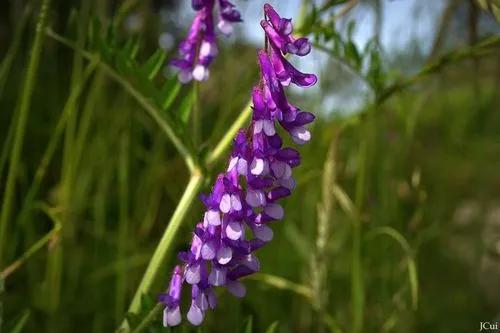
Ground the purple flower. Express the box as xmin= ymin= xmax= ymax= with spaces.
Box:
xmin=170 ymin=0 xmax=242 ymax=83
xmin=160 ymin=3 xmax=317 ymax=327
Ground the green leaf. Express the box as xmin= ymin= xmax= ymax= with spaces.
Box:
xmin=141 ymin=49 xmax=167 ymax=80
xmin=241 ymin=316 xmax=253 ymax=333
xmin=265 ymin=321 xmax=279 ymax=333
xmin=178 ymin=87 xmax=195 ymax=125
xmin=347 ymin=20 xmax=356 ymax=40
xmin=7 ymin=309 xmax=31 ymax=333
xmin=345 ymin=40 xmax=361 ymax=70
xmin=159 ymin=78 xmax=182 ymax=112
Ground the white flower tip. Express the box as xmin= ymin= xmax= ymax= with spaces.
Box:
xmin=163 ymin=306 xmax=181 ymax=327
xmin=187 ymin=304 xmax=204 ymax=326
xmin=217 ymin=246 xmax=232 ymax=265
xmin=217 ymin=20 xmax=234 ymax=36
xmin=291 ymin=127 xmax=311 ymax=145
xmin=192 ymin=64 xmax=209 ymax=81
xmin=199 ymin=40 xmax=218 ymax=57
xmin=226 ymin=221 xmax=243 ymax=240
xmin=219 ymin=193 xmax=231 ymax=213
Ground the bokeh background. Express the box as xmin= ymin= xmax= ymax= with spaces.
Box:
xmin=1 ymin=0 xmax=500 ymax=332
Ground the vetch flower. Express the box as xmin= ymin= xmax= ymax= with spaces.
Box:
xmin=160 ymin=3 xmax=318 ymax=327
xmin=170 ymin=0 xmax=242 ymax=83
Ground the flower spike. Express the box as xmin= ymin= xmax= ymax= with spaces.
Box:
xmin=171 ymin=0 xmax=242 ymax=83
xmin=160 ymin=3 xmax=318 ymax=327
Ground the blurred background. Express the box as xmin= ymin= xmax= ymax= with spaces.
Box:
xmin=1 ymin=0 xmax=500 ymax=332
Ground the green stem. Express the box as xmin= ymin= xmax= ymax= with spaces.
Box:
xmin=0 ymin=219 xmax=61 ymax=280
xmin=131 ymin=304 xmax=162 ymax=333
xmin=0 ymin=0 xmax=51 ymax=264
xmin=125 ymin=170 xmax=204 ymax=324
xmin=206 ymin=99 xmax=252 ymax=168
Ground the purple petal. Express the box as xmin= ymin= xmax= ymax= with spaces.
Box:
xmin=226 ymin=280 xmax=246 ymax=298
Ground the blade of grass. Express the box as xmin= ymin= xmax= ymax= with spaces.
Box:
xmin=116 ymin=107 xmax=131 ymax=322
xmin=366 ymin=226 xmax=418 ymax=310
xmin=0 ymin=212 xmax=61 ymax=280
xmin=46 ymin=29 xmax=198 ymax=173
xmin=16 ymin=61 xmax=98 ymax=226
xmin=0 ymin=4 xmax=32 ymax=98
xmin=0 ymin=0 xmax=52 ymax=265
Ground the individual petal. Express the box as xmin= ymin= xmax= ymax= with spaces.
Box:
xmin=209 ymin=267 xmax=227 ymax=286
xmin=192 ymin=64 xmax=209 ymax=81
xmin=226 ymin=221 xmax=243 ymax=240
xmin=204 ymin=210 xmax=221 ymax=226
xmin=264 ymin=203 xmax=284 ymax=220
xmin=292 ymin=37 xmax=312 ymax=56
xmin=217 ymin=19 xmax=234 ymax=36
xmin=201 ymin=241 xmax=216 ymax=260
xmin=178 ymin=70 xmax=193 ymax=83
xmin=260 ymin=20 xmax=285 ymax=50
xmin=271 ymin=161 xmax=286 ymax=178
xmin=187 ymin=303 xmax=204 ymax=326
xmin=245 ymin=189 xmax=266 ymax=208
xmin=279 ymin=177 xmax=296 ymax=190
xmin=163 ymin=306 xmax=181 ymax=327
xmin=250 ymin=158 xmax=265 ymax=175
xmin=199 ymin=40 xmax=218 ymax=57
xmin=253 ymin=224 xmax=274 ymax=242
xmin=293 ymin=111 xmax=315 ymax=126
xmin=242 ymin=253 xmax=260 ymax=272
xmin=253 ymin=120 xmax=264 ymax=134
xmin=267 ymin=186 xmax=291 ymax=201
xmin=196 ymin=292 xmax=210 ymax=311
xmin=230 ymin=194 xmax=242 ymax=211
xmin=228 ymin=156 xmax=238 ymax=172
xmin=271 ymin=48 xmax=317 ymax=87
xmin=290 ymin=126 xmax=311 ymax=145
xmin=237 ymin=158 xmax=248 ymax=176
xmin=217 ymin=246 xmax=232 ymax=265
xmin=226 ymin=280 xmax=246 ymax=298
xmin=263 ymin=119 xmax=276 ymax=136
xmin=219 ymin=193 xmax=231 ymax=213
xmin=185 ymin=264 xmax=201 ymax=284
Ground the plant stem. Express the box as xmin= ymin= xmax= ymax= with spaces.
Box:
xmin=206 ymin=99 xmax=252 ymax=168
xmin=131 ymin=304 xmax=162 ymax=333
xmin=125 ymin=170 xmax=204 ymax=323
xmin=0 ymin=0 xmax=51 ymax=264
xmin=0 ymin=220 xmax=60 ymax=280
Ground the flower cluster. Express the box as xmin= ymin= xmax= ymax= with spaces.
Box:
xmin=160 ymin=3 xmax=317 ymax=327
xmin=170 ymin=0 xmax=242 ymax=83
